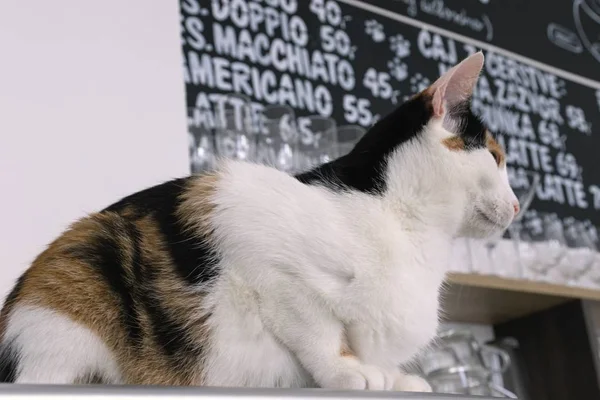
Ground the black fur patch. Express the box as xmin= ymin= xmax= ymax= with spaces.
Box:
xmin=296 ymin=94 xmax=489 ymax=193
xmin=296 ymin=93 xmax=433 ymax=194
xmin=104 ymin=178 xmax=220 ymax=286
xmin=0 ymin=343 xmax=19 ymax=383
xmin=448 ymin=99 xmax=487 ymax=149
xmin=66 ymin=219 xmax=143 ymax=346
xmin=146 ymin=295 xmax=199 ymax=359
xmin=76 ymin=372 xmax=106 ymax=384
xmin=140 ymin=265 xmax=204 ymax=362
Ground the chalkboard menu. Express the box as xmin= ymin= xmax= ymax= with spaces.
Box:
xmin=180 ymin=0 xmax=600 ymax=236
xmin=361 ymin=0 xmax=600 ymax=83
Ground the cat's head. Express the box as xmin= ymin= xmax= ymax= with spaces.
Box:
xmin=323 ymin=52 xmax=519 ymax=238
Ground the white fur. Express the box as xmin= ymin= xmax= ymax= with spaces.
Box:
xmin=4 ymin=305 xmax=122 ymax=384
xmin=197 ymin=57 xmax=519 ymax=386
xmin=198 ymin=112 xmax=516 ymax=390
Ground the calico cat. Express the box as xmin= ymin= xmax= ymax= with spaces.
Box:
xmin=0 ymin=52 xmax=518 ymax=390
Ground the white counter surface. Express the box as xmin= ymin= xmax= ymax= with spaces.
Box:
xmin=0 ymin=384 xmax=497 ymax=400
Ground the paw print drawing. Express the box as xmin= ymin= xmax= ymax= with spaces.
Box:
xmin=389 ymin=34 xmax=411 ymax=58
xmin=409 ymin=73 xmax=431 ymax=94
xmin=365 ymin=19 xmax=385 ymax=42
xmin=388 ymin=57 xmax=408 ymax=81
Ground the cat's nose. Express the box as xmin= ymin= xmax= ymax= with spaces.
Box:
xmin=513 ymin=201 xmax=520 ymax=216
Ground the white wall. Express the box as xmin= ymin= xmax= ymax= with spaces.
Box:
xmin=0 ymin=1 xmax=189 ymax=299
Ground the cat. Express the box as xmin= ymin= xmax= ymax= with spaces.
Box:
xmin=0 ymin=52 xmax=518 ymax=390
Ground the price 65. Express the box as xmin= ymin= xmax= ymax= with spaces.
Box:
xmin=555 ymin=152 xmax=580 ymax=180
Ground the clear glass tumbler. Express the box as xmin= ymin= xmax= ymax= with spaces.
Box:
xmin=187 ymin=107 xmax=217 ymax=173
xmin=485 ymin=170 xmax=540 ymax=279
xmin=296 ymin=116 xmax=338 ymax=170
xmin=337 ymin=125 xmax=366 ymax=156
xmin=213 ymin=94 xmax=256 ymax=162
xmin=257 ymin=105 xmax=298 ymax=173
xmin=560 ymin=218 xmax=596 ymax=285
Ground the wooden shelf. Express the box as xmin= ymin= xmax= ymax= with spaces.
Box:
xmin=441 ymin=273 xmax=600 ymax=324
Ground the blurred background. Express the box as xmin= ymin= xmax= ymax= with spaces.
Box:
xmin=3 ymin=0 xmax=600 ymax=398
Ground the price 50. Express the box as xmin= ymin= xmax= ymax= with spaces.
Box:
xmin=320 ymin=26 xmax=352 ymax=57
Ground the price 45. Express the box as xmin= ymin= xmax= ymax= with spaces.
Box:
xmin=363 ymin=68 xmax=393 ymax=100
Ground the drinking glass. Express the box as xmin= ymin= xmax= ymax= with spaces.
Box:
xmin=428 ymin=370 xmax=516 ymax=397
xmin=521 ymin=210 xmax=568 ymax=283
xmin=296 ymin=116 xmax=338 ymax=170
xmin=337 ymin=125 xmax=366 ymax=156
xmin=256 ymin=105 xmax=298 ymax=173
xmin=420 ymin=330 xmax=514 ymax=397
xmin=511 ymin=171 xmax=540 ymax=223
xmin=582 ymin=224 xmax=600 ymax=287
xmin=427 ymin=367 xmax=490 ymax=395
xmin=213 ymin=94 xmax=256 ymax=162
xmin=513 ymin=213 xmax=554 ymax=282
xmin=587 ymin=254 xmax=600 ymax=288
xmin=485 ymin=171 xmax=540 ymax=279
xmin=559 ymin=218 xmax=597 ymax=285
xmin=420 ymin=330 xmax=510 ymax=376
xmin=466 ymin=239 xmax=493 ymax=275
xmin=419 ymin=347 xmax=462 ymax=376
xmin=187 ymin=107 xmax=217 ymax=173
xmin=437 ymin=330 xmax=510 ymax=373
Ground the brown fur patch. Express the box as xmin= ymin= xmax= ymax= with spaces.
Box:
xmin=486 ymin=131 xmax=506 ymax=166
xmin=10 ymin=214 xmax=127 ymax=332
xmin=128 ymin=215 xmax=211 ymax=385
xmin=178 ymin=172 xmax=220 ymax=241
xmin=1 ymin=172 xmax=223 ymax=385
xmin=442 ymin=136 xmax=465 ymax=151
xmin=10 ymin=214 xmax=139 ymax=379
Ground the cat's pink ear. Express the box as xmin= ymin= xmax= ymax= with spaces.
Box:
xmin=430 ymin=52 xmax=484 ymax=118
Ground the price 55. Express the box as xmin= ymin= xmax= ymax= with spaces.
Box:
xmin=343 ymin=95 xmax=378 ymax=126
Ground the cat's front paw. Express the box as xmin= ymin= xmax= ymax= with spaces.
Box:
xmin=392 ymin=373 xmax=432 ymax=392
xmin=320 ymin=360 xmax=394 ymax=391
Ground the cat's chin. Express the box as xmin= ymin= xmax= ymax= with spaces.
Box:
xmin=458 ymin=209 xmax=512 ymax=239
xmin=474 ymin=207 xmax=506 ymax=229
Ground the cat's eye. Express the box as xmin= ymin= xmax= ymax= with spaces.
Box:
xmin=489 ymin=149 xmax=501 ymax=165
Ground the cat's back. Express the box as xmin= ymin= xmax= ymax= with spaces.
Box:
xmin=212 ymin=161 xmax=358 ymax=251
xmin=0 ymin=173 xmax=221 ymax=385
